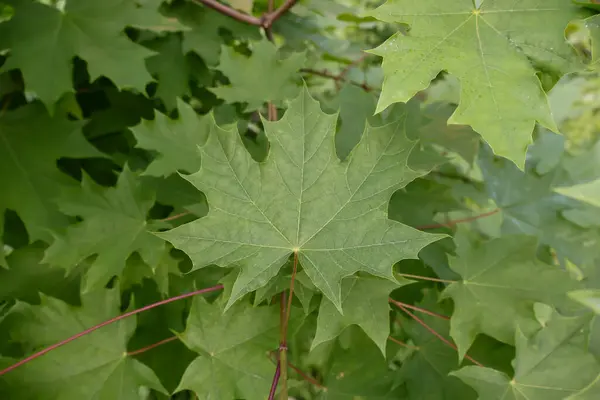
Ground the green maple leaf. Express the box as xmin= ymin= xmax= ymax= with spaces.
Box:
xmin=133 ymin=99 xmax=207 ymax=177
xmin=0 ymin=0 xmax=163 ymax=106
xmin=43 ymin=167 xmax=165 ymax=291
xmin=555 ymin=179 xmax=600 ymax=208
xmin=210 ymin=40 xmax=306 ymax=111
xmin=0 ymin=289 xmax=166 ymax=399
xmin=453 ymin=311 xmax=599 ymax=399
xmin=368 ymin=0 xmax=586 ymax=167
xmin=160 ymin=87 xmax=444 ymax=311
xmin=144 ymin=35 xmax=190 ymax=111
xmin=175 ymin=296 xmax=280 ymax=400
xmin=443 ymin=236 xmax=579 ymax=357
xmin=0 ymin=103 xmax=101 ymax=260
xmin=312 ymin=276 xmax=405 ymax=354
xmin=569 ymin=289 xmax=600 ymax=314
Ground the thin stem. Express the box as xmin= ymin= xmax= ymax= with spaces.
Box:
xmin=161 ymin=211 xmax=192 ymax=222
xmin=336 ymin=53 xmax=367 ymax=90
xmin=193 ymin=0 xmax=262 ymax=25
xmin=395 ymin=304 xmax=484 ymax=367
xmin=300 ymin=68 xmax=379 ymax=92
xmin=268 ymin=103 xmax=278 ymax=121
xmin=127 ymin=336 xmax=179 ymax=357
xmin=268 ymin=361 xmax=281 ymax=400
xmin=396 ymin=272 xmax=455 ymax=284
xmin=279 ymin=251 xmax=298 ymax=399
xmin=389 ymin=298 xmax=450 ymax=321
xmin=388 ymin=336 xmax=420 ymax=350
xmin=0 ymin=285 xmax=224 ymax=377
xmin=416 ymin=209 xmax=500 ymax=230
xmin=289 ymin=362 xmax=326 ymax=390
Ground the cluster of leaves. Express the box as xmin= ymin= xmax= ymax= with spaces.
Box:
xmin=1 ymin=0 xmax=600 ymax=399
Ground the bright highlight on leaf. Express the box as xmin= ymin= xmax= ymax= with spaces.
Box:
xmin=368 ymin=0 xmax=585 ymax=168
xmin=160 ymin=87 xmax=445 ymax=311
xmin=555 ymin=179 xmax=600 ymax=208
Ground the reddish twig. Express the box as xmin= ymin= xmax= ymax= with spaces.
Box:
xmin=263 ymin=0 xmax=298 ymax=28
xmin=289 ymin=362 xmax=326 ymax=390
xmin=278 ymin=251 xmax=299 ymax=398
xmin=388 ymin=336 xmax=420 ymax=350
xmin=416 ymin=209 xmax=500 ymax=230
xmin=300 ymin=68 xmax=378 ymax=92
xmin=0 ymin=285 xmax=224 ymax=377
xmin=268 ymin=362 xmax=281 ymax=400
xmin=127 ymin=336 xmax=179 ymax=357
xmin=336 ymin=53 xmax=367 ymax=90
xmin=268 ymin=351 xmax=326 ymax=390
xmin=193 ymin=0 xmax=262 ymax=25
xmin=396 ymin=273 xmax=455 ymax=284
xmin=389 ymin=298 xmax=450 ymax=321
xmin=395 ymin=303 xmax=484 ymax=367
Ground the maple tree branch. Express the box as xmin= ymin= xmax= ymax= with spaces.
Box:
xmin=192 ymin=0 xmax=262 ymax=25
xmin=388 ymin=336 xmax=420 ymax=350
xmin=336 ymin=53 xmax=367 ymax=90
xmin=0 ymin=284 xmax=224 ymax=377
xmin=396 ymin=272 xmax=455 ymax=284
xmin=127 ymin=336 xmax=179 ymax=357
xmin=289 ymin=362 xmax=327 ymax=390
xmin=416 ymin=208 xmax=500 ymax=230
xmin=389 ymin=298 xmax=450 ymax=320
xmin=394 ymin=303 xmax=484 ymax=367
xmin=263 ymin=0 xmax=298 ymax=28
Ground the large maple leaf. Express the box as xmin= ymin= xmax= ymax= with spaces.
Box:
xmin=160 ymin=87 xmax=444 ymax=310
xmin=0 ymin=0 xmax=180 ymax=107
xmin=0 ymin=289 xmax=166 ymax=399
xmin=368 ymin=0 xmax=586 ymax=168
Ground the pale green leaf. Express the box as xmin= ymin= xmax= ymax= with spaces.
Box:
xmin=569 ymin=289 xmax=600 ymax=314
xmin=368 ymin=0 xmax=585 ymax=167
xmin=160 ymin=87 xmax=444 ymax=311
xmin=0 ymin=289 xmax=166 ymax=399
xmin=555 ymin=179 xmax=600 ymax=208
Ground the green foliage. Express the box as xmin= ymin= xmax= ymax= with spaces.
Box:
xmin=1 ymin=0 xmax=600 ymax=399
